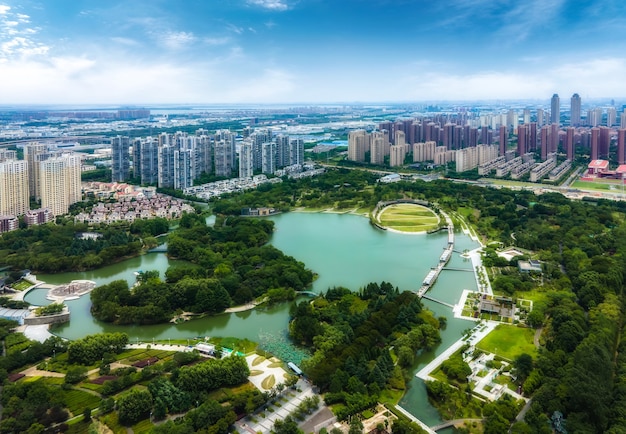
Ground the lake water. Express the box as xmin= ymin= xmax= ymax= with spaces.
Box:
xmin=24 ymin=211 xmax=479 ymax=426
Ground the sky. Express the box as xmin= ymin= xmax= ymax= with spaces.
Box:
xmin=1 ymin=0 xmax=625 ymax=105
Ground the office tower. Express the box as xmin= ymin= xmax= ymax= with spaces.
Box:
xmin=607 ymin=107 xmax=617 ymax=127
xmin=261 ymin=142 xmax=276 ymax=174
xmin=289 ymin=138 xmax=304 ymax=166
xmin=591 ymin=127 xmax=600 ymax=160
xmin=599 ymin=126 xmax=610 ymax=158
xmin=239 ymin=142 xmax=253 ymax=178
xmin=517 ymin=125 xmax=528 ymax=156
xmin=566 ymin=128 xmax=575 ymax=161
xmin=551 ymin=94 xmax=560 ymax=125
xmin=370 ymin=132 xmax=386 ymax=165
xmin=348 ymin=130 xmax=369 ymax=162
xmin=621 ymin=111 xmax=626 ymax=128
xmin=571 ymin=93 xmax=581 ymax=126
xmin=158 ymin=145 xmax=176 ymax=188
xmin=499 ymin=126 xmax=507 ymax=156
xmin=111 ymin=135 xmax=131 ymax=182
xmin=523 ymin=109 xmax=531 ymax=125
xmin=39 ymin=154 xmax=81 ymax=217
xmin=24 ymin=142 xmax=48 ymax=199
xmin=0 ymin=160 xmax=29 ymax=217
xmin=618 ymin=129 xmax=626 ymax=165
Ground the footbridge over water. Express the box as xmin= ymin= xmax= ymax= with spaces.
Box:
xmin=430 ymin=419 xmax=483 ymax=432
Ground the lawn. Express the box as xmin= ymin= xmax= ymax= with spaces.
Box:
xmin=476 ymin=324 xmax=537 ymax=361
xmin=377 ymin=204 xmax=439 ymax=232
xmin=11 ymin=279 xmax=33 ymax=291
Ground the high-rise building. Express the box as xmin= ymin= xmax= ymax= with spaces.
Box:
xmin=599 ymin=126 xmax=610 ymax=159
xmin=39 ymin=154 xmax=81 ymax=217
xmin=551 ymin=94 xmax=560 ymax=125
xmin=536 ymin=108 xmax=545 ymax=127
xmin=389 ymin=144 xmax=407 ymax=167
xmin=289 ymin=138 xmax=304 ymax=166
xmin=517 ymin=125 xmax=528 ymax=156
xmin=566 ymin=128 xmax=575 ymax=161
xmin=24 ymin=142 xmax=49 ymax=199
xmin=540 ymin=126 xmax=550 ymax=160
xmin=0 ymin=160 xmax=29 ymax=217
xmin=157 ymin=145 xmax=176 ymax=188
xmin=571 ymin=93 xmax=581 ymax=126
xmin=239 ymin=142 xmax=253 ymax=178
xmin=348 ymin=130 xmax=370 ymax=162
xmin=111 ymin=135 xmax=131 ymax=182
xmin=174 ymin=148 xmax=194 ymax=190
xmin=138 ymin=138 xmax=159 ymax=185
xmin=275 ymin=135 xmax=291 ymax=168
xmin=499 ymin=126 xmax=507 ymax=156
xmin=591 ymin=127 xmax=600 ymax=160
xmin=370 ymin=132 xmax=386 ymax=165
xmin=261 ymin=142 xmax=276 ymax=174
xmin=607 ymin=107 xmax=617 ymax=127
xmin=618 ymin=129 xmax=626 ymax=165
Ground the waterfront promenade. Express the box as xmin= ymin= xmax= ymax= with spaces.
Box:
xmin=415 ymin=321 xmax=498 ymax=382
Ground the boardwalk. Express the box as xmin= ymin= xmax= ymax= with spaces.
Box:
xmin=421 ymin=295 xmax=454 ymax=308
xmin=430 ymin=418 xmax=483 ymax=431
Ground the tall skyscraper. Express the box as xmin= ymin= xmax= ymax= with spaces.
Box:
xmin=370 ymin=131 xmax=386 ymax=165
xmin=0 ymin=160 xmax=29 ymax=217
xmin=551 ymin=94 xmax=560 ymax=125
xmin=591 ymin=127 xmax=600 ymax=160
xmin=39 ymin=154 xmax=81 ymax=217
xmin=570 ymin=93 xmax=581 ymax=127
xmin=275 ymin=135 xmax=291 ymax=168
xmin=137 ymin=138 xmax=159 ymax=185
xmin=499 ymin=126 xmax=507 ymax=156
xmin=111 ymin=136 xmax=131 ymax=182
xmin=157 ymin=145 xmax=176 ymax=188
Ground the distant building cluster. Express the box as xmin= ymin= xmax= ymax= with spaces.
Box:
xmin=114 ymin=128 xmax=306 ymax=190
xmin=0 ymin=143 xmax=82 ymax=233
xmin=347 ymin=94 xmax=626 ymax=180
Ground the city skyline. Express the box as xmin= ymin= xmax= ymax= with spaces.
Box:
xmin=1 ymin=0 xmax=626 ymax=105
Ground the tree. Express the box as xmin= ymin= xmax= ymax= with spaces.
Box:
xmin=117 ymin=389 xmax=153 ymax=425
xmin=514 ymin=353 xmax=533 ymax=384
xmin=273 ymin=416 xmax=303 ymax=434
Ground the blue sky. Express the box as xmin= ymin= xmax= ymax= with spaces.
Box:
xmin=1 ymin=0 xmax=625 ymax=105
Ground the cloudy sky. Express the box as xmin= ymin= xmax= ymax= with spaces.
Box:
xmin=1 ymin=0 xmax=625 ymax=105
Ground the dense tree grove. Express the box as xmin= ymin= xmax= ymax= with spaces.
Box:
xmin=290 ymin=282 xmax=442 ymax=421
xmin=0 ymin=221 xmax=142 ymax=272
xmin=91 ymin=215 xmax=313 ymax=324
xmin=67 ymin=332 xmax=129 ymax=365
xmin=175 ymin=355 xmax=250 ymax=394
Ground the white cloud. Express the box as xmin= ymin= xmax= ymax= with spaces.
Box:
xmin=157 ymin=31 xmax=196 ymax=50
xmin=203 ymin=37 xmax=231 ymax=46
xmin=0 ymin=5 xmax=10 ymax=15
xmin=247 ymin=0 xmax=289 ymax=11
xmin=0 ymin=7 xmax=47 ymax=60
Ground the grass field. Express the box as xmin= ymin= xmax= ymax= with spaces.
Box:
xmin=476 ymin=324 xmax=537 ymax=361
xmin=11 ymin=279 xmax=33 ymax=291
xmin=377 ymin=203 xmax=439 ymax=232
